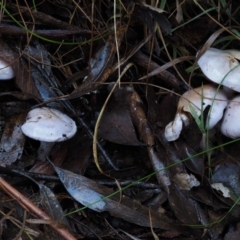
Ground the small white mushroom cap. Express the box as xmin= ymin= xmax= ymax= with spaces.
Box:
xmin=0 ymin=59 xmax=15 ymax=79
xmin=165 ymin=85 xmax=228 ymax=141
xmin=221 ymin=95 xmax=240 ymax=139
xmin=165 ymin=113 xmax=186 ymax=142
xmin=197 ymin=48 xmax=240 ymax=92
xmin=21 ymin=107 xmax=77 ymax=142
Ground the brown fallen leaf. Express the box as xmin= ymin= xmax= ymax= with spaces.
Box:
xmin=67 ymin=19 xmax=130 ymax=99
xmin=0 ymin=177 xmax=77 ymax=240
xmin=0 ymin=39 xmax=41 ymax=99
xmin=99 ymin=87 xmax=143 ymax=146
xmin=224 ymin=222 xmax=240 ymax=240
xmin=0 ymin=113 xmax=26 ymax=167
xmin=54 ymin=166 xmax=183 ymax=231
xmin=132 ymin=51 xmax=180 ymax=87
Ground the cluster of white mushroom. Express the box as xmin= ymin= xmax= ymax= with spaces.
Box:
xmin=165 ymin=48 xmax=240 ymax=141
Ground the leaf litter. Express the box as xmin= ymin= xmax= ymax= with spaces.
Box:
xmin=0 ymin=1 xmax=240 ymax=239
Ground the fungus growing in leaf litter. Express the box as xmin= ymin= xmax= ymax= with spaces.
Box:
xmin=165 ymin=47 xmax=240 ymax=141
xmin=164 ymin=85 xmax=228 ymax=141
xmin=0 ymin=59 xmax=15 ymax=79
xmin=197 ymin=48 xmax=240 ymax=138
xmin=21 ymin=107 xmax=77 ymax=160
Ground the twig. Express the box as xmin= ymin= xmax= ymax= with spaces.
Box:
xmin=0 ymin=177 xmax=77 ymax=240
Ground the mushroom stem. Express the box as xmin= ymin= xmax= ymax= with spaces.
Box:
xmin=37 ymin=142 xmax=55 ymax=161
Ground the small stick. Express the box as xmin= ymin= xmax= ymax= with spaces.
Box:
xmin=0 ymin=177 xmax=77 ymax=240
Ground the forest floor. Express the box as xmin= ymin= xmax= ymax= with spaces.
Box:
xmin=0 ymin=1 xmax=240 ymax=239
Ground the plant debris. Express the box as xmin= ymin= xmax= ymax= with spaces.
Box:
xmin=0 ymin=1 xmax=240 ymax=239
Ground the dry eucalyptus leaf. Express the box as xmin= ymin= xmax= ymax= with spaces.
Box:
xmin=54 ymin=166 xmax=183 ymax=230
xmin=0 ymin=113 xmax=26 ymax=166
xmin=0 ymin=39 xmax=41 ymax=99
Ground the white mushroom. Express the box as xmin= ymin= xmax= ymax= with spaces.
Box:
xmin=21 ymin=107 xmax=77 ymax=142
xmin=221 ymin=95 xmax=240 ymax=139
xmin=165 ymin=85 xmax=228 ymax=141
xmin=0 ymin=59 xmax=15 ymax=79
xmin=165 ymin=113 xmax=186 ymax=142
xmin=21 ymin=107 xmax=77 ymax=161
xmin=197 ymin=48 xmax=240 ymax=92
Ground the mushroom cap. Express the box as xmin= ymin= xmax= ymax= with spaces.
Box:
xmin=221 ymin=95 xmax=240 ymax=139
xmin=197 ymin=48 xmax=240 ymax=92
xmin=164 ymin=85 xmax=228 ymax=141
xmin=0 ymin=59 xmax=15 ymax=80
xmin=164 ymin=113 xmax=183 ymax=141
xmin=21 ymin=107 xmax=77 ymax=142
xmin=179 ymin=85 xmax=228 ymax=129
